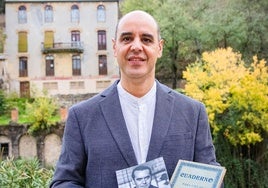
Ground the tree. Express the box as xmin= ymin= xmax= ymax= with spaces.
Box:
xmin=0 ymin=27 xmax=5 ymax=53
xmin=198 ymin=0 xmax=268 ymax=62
xmin=0 ymin=0 xmax=4 ymax=14
xmin=183 ymin=47 xmax=268 ymax=187
xmin=26 ymin=87 xmax=59 ymax=134
xmin=26 ymin=96 xmax=59 ymax=135
xmin=184 ymin=47 xmax=268 ymax=145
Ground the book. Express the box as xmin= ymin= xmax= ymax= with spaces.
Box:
xmin=170 ymin=160 xmax=226 ymax=188
xmin=116 ymin=157 xmax=171 ymax=188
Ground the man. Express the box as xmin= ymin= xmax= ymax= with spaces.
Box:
xmin=132 ymin=165 xmax=158 ymax=188
xmin=50 ymin=10 xmax=221 ymax=188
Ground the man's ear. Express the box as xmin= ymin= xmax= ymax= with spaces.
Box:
xmin=158 ymin=39 xmax=164 ymax=58
xmin=112 ymin=38 xmax=117 ymax=57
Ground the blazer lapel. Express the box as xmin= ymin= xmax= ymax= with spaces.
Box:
xmin=99 ymin=83 xmax=137 ymax=167
xmin=146 ymin=82 xmax=174 ymax=161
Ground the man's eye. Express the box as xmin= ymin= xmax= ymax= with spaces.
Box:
xmin=122 ymin=37 xmax=132 ymax=42
xmin=142 ymin=38 xmax=153 ymax=44
xmin=144 ymin=176 xmax=150 ymax=180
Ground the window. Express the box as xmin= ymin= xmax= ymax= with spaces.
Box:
xmin=96 ymin=80 xmax=111 ymax=89
xmin=72 ymin=55 xmax=81 ymax=76
xmin=19 ymin=57 xmax=27 ymax=77
xmin=44 ymin=5 xmax=53 ymax=23
xmin=46 ymin=55 xmax=54 ymax=76
xmin=99 ymin=55 xmax=107 ymax=75
xmin=71 ymin=5 xmax=79 ymax=23
xmin=97 ymin=5 xmax=105 ymax=22
xmin=44 ymin=31 xmax=54 ymax=48
xmin=71 ymin=30 xmax=80 ymax=47
xmin=70 ymin=81 xmax=84 ymax=89
xmin=18 ymin=31 xmax=28 ymax=52
xmin=98 ymin=30 xmax=106 ymax=50
xmin=18 ymin=5 xmax=27 ymax=24
xmin=20 ymin=81 xmax=30 ymax=98
xmin=43 ymin=82 xmax=58 ymax=90
xmin=0 ymin=143 xmax=9 ymax=159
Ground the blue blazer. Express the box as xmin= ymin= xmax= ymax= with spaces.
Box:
xmin=50 ymin=80 xmax=219 ymax=188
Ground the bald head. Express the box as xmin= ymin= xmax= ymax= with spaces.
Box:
xmin=114 ymin=10 xmax=161 ymax=40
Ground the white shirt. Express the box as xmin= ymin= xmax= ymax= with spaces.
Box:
xmin=117 ymin=81 xmax=156 ymax=164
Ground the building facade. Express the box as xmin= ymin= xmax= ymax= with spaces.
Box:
xmin=4 ymin=0 xmax=119 ymax=97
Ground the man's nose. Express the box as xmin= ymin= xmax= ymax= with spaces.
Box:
xmin=141 ymin=178 xmax=147 ymax=184
xmin=130 ymin=39 xmax=142 ymax=51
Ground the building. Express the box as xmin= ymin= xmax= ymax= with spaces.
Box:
xmin=4 ymin=0 xmax=119 ymax=97
xmin=0 ymin=12 xmax=7 ymax=90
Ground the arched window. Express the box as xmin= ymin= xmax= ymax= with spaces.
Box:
xmin=97 ymin=5 xmax=105 ymax=22
xmin=18 ymin=5 xmax=27 ymax=24
xmin=44 ymin=5 xmax=53 ymax=23
xmin=71 ymin=5 xmax=79 ymax=23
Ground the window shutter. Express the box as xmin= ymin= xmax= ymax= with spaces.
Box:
xmin=44 ymin=31 xmax=54 ymax=48
xmin=0 ymin=41 xmax=3 ymax=53
xmin=18 ymin=32 xmax=27 ymax=52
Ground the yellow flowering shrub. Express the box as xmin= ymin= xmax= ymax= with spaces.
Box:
xmin=26 ymin=96 xmax=59 ymax=135
xmin=183 ymin=47 xmax=268 ymax=146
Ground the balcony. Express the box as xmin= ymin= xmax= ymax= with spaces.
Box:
xmin=41 ymin=42 xmax=84 ymax=54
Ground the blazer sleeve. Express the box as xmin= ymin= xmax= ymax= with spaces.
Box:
xmin=194 ymin=103 xmax=219 ymax=166
xmin=50 ymin=107 xmax=86 ymax=188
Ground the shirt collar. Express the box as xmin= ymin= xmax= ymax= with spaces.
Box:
xmin=117 ymin=81 xmax=156 ymax=105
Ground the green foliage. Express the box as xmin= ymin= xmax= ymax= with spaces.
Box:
xmin=5 ymin=93 xmax=30 ymax=115
xmin=0 ymin=157 xmax=53 ymax=187
xmin=184 ymin=47 xmax=268 ymax=146
xmin=183 ymin=47 xmax=268 ymax=187
xmin=0 ymin=0 xmax=4 ymax=14
xmin=0 ymin=27 xmax=6 ymax=53
xmin=0 ymin=93 xmax=31 ymax=124
xmin=119 ymin=0 xmax=157 ymax=15
xmin=26 ymin=96 xmax=59 ymax=135
xmin=215 ymin=133 xmax=268 ymax=188
xmin=0 ymin=90 xmax=7 ymax=115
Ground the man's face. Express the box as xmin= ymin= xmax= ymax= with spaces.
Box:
xmin=113 ymin=11 xmax=163 ymax=81
xmin=133 ymin=169 xmax=152 ymax=188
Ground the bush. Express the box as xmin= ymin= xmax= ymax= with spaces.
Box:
xmin=183 ymin=47 xmax=268 ymax=146
xmin=0 ymin=90 xmax=7 ymax=115
xmin=26 ymin=96 xmax=59 ymax=135
xmin=183 ymin=47 xmax=268 ymax=187
xmin=0 ymin=157 xmax=53 ymax=187
xmin=5 ymin=93 xmax=30 ymax=116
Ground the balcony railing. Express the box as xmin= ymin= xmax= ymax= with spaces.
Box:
xmin=41 ymin=42 xmax=84 ymax=54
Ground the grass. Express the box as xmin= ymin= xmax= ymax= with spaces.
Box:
xmin=0 ymin=114 xmax=61 ymax=126
xmin=0 ymin=115 xmax=9 ymax=125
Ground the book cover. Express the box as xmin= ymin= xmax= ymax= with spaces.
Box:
xmin=170 ymin=160 xmax=226 ymax=188
xmin=116 ymin=157 xmax=171 ymax=188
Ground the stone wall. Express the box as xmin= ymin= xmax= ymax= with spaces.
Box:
xmin=0 ymin=93 xmax=98 ymax=166
xmin=54 ymin=93 xmax=98 ymax=108
xmin=0 ymin=122 xmax=64 ymax=167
